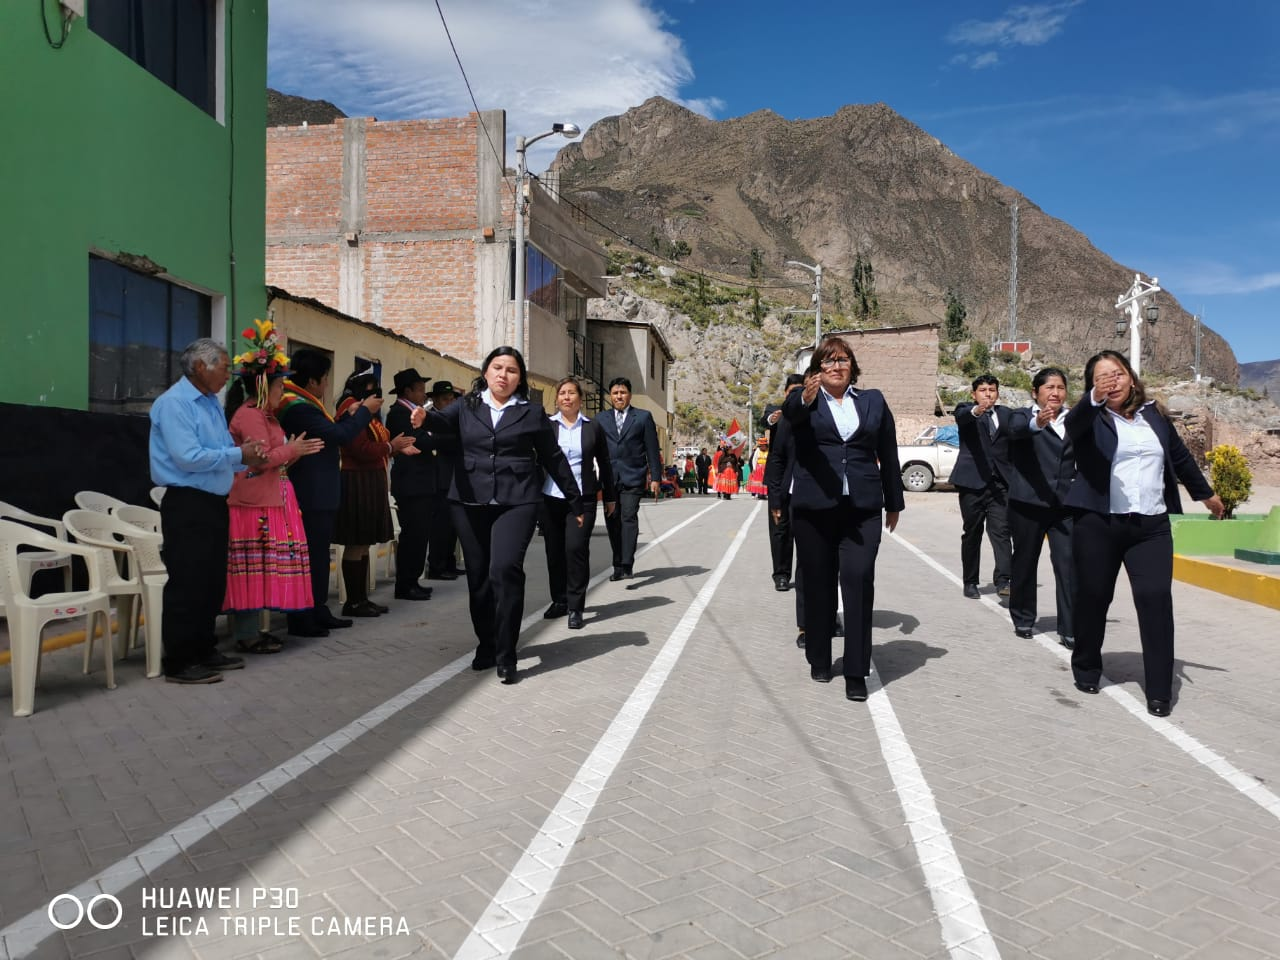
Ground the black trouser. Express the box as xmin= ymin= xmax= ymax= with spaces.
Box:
xmin=1008 ymin=500 xmax=1074 ymax=636
xmin=427 ymin=492 xmax=459 ymax=573
xmin=394 ymin=494 xmax=431 ymax=591
xmin=957 ymin=480 xmax=1012 ymax=587
xmin=159 ymin=487 xmax=229 ymax=674
xmin=605 ymin=487 xmax=645 ymax=570
xmin=542 ymin=496 xmax=598 ymax=613
xmin=792 ymin=503 xmax=882 ymax=679
xmin=453 ymin=502 xmax=539 ymax=668
xmin=696 ymin=473 xmax=710 ymax=495
xmin=289 ymin=507 xmax=335 ymax=630
xmin=1071 ymin=511 xmax=1176 ymax=700
xmin=769 ymin=496 xmax=794 ymax=580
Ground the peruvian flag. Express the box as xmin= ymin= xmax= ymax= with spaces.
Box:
xmin=724 ymin=418 xmax=747 ymax=457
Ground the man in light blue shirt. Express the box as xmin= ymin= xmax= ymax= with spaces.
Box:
xmin=150 ymin=338 xmax=266 ymax=685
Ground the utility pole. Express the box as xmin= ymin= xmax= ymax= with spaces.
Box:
xmin=1192 ymin=310 xmax=1203 ymax=382
xmin=785 ymin=260 xmax=823 ymax=347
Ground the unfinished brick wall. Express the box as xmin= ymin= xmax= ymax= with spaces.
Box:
xmin=266 ymin=115 xmax=494 ymax=363
xmin=838 ymin=324 xmax=941 ymax=442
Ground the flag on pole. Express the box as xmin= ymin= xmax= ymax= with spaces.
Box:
xmin=724 ymin=418 xmax=747 ymax=457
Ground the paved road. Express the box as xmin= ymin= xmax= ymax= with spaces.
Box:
xmin=2 ymin=492 xmax=1278 ymax=959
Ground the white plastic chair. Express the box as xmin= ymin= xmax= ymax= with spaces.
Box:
xmin=0 ymin=519 xmax=115 ymax=717
xmin=0 ymin=502 xmax=74 ymax=618
xmin=115 ymin=504 xmax=162 ymax=536
xmin=108 ymin=518 xmax=166 ymax=679
xmin=63 ymin=510 xmax=148 ymax=671
xmin=74 ymin=491 xmax=129 ymax=515
xmin=149 ymin=486 xmax=166 ymax=507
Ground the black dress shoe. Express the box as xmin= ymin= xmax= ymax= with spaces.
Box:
xmin=1015 ymin=627 xmax=1034 ymax=639
xmin=164 ymin=664 xmax=223 ymax=684
xmin=203 ymin=652 xmax=245 ymax=671
xmin=963 ymin=584 xmax=981 ymax=599
xmin=370 ymin=600 xmax=390 ymax=614
xmin=795 ymin=630 xmax=806 ymax=649
xmin=317 ymin=609 xmax=353 ymax=629
xmin=342 ymin=600 xmax=381 ymax=618
xmin=1074 ymin=681 xmax=1100 ymax=695
xmin=394 ymin=585 xmax=434 ymax=601
xmin=773 ymin=575 xmax=790 ymax=592
xmin=609 ymin=568 xmax=625 ymax=581
xmin=471 ymin=655 xmax=495 ymax=671
xmin=810 ymin=665 xmax=832 ymax=683
xmin=567 ymin=611 xmax=584 ymax=629
xmin=1059 ymin=635 xmax=1075 ymax=650
xmin=544 ymin=602 xmax=568 ymax=619
xmin=1147 ymin=699 xmax=1171 ymax=717
xmin=497 ymin=663 xmax=518 ymax=684
xmin=624 ymin=566 xmax=634 ymax=578
xmin=845 ymin=677 xmax=868 ymax=701
xmin=997 ymin=584 xmax=1011 ymax=598
xmin=425 ymin=569 xmax=458 ymax=581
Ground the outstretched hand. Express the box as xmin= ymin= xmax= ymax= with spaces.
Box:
xmin=1202 ymin=494 xmax=1225 ymax=520
xmin=390 ymin=433 xmax=420 ymax=456
xmin=289 ymin=432 xmax=325 ymax=457
xmin=410 ymin=405 xmax=426 ymax=429
xmin=801 ymin=372 xmax=821 ymax=406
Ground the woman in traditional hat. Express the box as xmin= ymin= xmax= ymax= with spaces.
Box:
xmin=714 ymin=446 xmax=741 ymax=499
xmin=223 ymin=321 xmax=324 ymax=653
xmin=334 ymin=367 xmax=420 ymax=618
xmin=745 ymin=436 xmax=770 ymax=498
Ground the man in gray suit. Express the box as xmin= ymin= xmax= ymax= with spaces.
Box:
xmin=599 ymin=377 xmax=661 ymax=580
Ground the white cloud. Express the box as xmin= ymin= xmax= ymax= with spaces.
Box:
xmin=946 ymin=1 xmax=1083 ymax=59
xmin=267 ymin=0 xmax=716 ymax=168
xmin=1162 ymin=261 xmax=1280 ymax=296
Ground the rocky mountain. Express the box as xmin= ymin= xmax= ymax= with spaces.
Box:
xmin=1241 ymin=360 xmax=1280 ymax=399
xmin=267 ymin=88 xmax=346 ymax=127
xmin=552 ymin=97 xmax=1239 ymax=386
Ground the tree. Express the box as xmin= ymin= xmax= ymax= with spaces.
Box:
xmin=851 ymin=251 xmax=880 ymax=322
xmin=670 ymin=239 xmax=692 ymax=261
xmin=750 ymin=287 xmax=762 ymax=325
xmin=1206 ymin=444 xmax=1252 ymax=519
xmin=748 ymin=248 xmax=763 ymax=280
xmin=944 ymin=292 xmax=968 ymax=342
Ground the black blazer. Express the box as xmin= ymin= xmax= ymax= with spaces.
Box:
xmin=764 ymin=414 xmax=796 ymax=511
xmin=1006 ymin=407 xmax=1075 ymax=508
xmin=424 ymin=398 xmax=583 ymax=511
xmin=386 ymin=400 xmax=437 ymax=500
xmin=694 ymin=453 xmax=713 ymax=478
xmin=598 ymin=405 xmax=662 ymax=489
xmin=951 ymin=402 xmax=1013 ymax=489
xmin=782 ymin=386 xmax=906 ymax=514
xmin=547 ymin=415 xmax=617 ymax=502
xmin=277 ymin=400 xmax=372 ymax=511
xmin=1063 ymin=399 xmax=1212 ymax=516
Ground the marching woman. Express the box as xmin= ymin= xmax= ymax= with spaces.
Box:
xmin=424 ymin=347 xmax=583 ymax=684
xmin=714 ymin=447 xmax=741 ymax=499
xmin=540 ymin=378 xmax=617 ymax=629
xmin=1064 ymin=350 xmax=1223 ymax=716
xmin=745 ymin=436 xmax=769 ymax=498
xmin=783 ymin=337 xmax=904 ymax=702
xmin=223 ymin=324 xmax=324 ymax=653
xmin=1005 ymin=367 xmax=1076 ymax=648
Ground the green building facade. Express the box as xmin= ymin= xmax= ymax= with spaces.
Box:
xmin=0 ymin=0 xmax=267 ymax=414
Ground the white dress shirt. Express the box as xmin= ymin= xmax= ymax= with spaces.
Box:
xmin=820 ymin=385 xmax=861 ymax=496
xmin=1096 ymin=399 xmax=1166 ymax=515
xmin=544 ymin=413 xmax=587 ymax=498
xmin=480 ymin=387 xmax=527 ymax=428
xmin=1027 ymin=404 xmax=1068 ymax=438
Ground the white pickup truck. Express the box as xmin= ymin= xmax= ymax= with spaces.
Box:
xmin=897 ymin=425 xmax=959 ymax=492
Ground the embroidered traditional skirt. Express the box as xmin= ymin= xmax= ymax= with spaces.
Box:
xmin=745 ymin=463 xmax=768 ymax=496
xmin=714 ymin=467 xmax=740 ymax=495
xmin=223 ymin=477 xmax=312 ymax=612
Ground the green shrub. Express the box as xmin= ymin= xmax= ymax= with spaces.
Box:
xmin=1206 ymin=444 xmax=1252 ymax=519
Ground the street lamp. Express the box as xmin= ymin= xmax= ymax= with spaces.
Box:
xmin=1113 ymin=272 xmax=1162 ymax=376
xmin=514 ymin=122 xmax=581 ymax=355
xmin=785 ymin=259 xmax=823 ymax=348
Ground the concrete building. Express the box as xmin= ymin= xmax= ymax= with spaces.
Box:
xmin=0 ymin=1 xmax=267 ymax=517
xmin=265 ymin=112 xmax=607 ymax=395
xmin=587 ymin=318 xmax=676 ymax=458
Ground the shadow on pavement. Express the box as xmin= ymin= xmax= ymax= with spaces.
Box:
xmin=587 ymin=595 xmax=675 ymax=622
xmin=626 ymin=565 xmax=709 ymax=589
xmin=1102 ymin=651 xmax=1227 ymax=702
xmin=872 ymin=609 xmax=920 ymax=635
xmin=867 ymin=637 xmax=949 ymax=686
xmin=518 ymin=630 xmax=650 ymax=679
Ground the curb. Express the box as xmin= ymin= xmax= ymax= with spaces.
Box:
xmin=1174 ymin=554 xmax=1280 ymax=611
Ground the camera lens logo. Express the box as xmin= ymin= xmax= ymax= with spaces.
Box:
xmin=47 ymin=894 xmax=124 ymax=931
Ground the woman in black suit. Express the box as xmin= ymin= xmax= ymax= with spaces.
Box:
xmin=540 ymin=378 xmax=617 ymax=630
xmin=1064 ymin=350 xmax=1223 ymax=716
xmin=781 ymin=337 xmax=905 ymax=702
xmin=424 ymin=347 xmax=583 ymax=684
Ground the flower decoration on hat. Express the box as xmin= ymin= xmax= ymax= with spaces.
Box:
xmin=232 ymin=318 xmax=290 ymax=407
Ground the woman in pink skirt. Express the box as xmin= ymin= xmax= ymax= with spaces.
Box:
xmin=223 ymin=325 xmax=323 ymax=653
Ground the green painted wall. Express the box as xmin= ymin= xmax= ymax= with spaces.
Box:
xmin=0 ymin=0 xmax=267 ymax=410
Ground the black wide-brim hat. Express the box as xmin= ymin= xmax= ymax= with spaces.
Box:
xmin=430 ymin=380 xmax=463 ymax=397
xmin=391 ymin=367 xmax=431 ymax=394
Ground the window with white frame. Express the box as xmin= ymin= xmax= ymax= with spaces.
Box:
xmin=88 ymin=1 xmax=218 ymax=117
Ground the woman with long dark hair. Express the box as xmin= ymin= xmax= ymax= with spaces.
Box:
xmin=1064 ymin=350 xmax=1223 ymax=716
xmin=423 ymin=347 xmax=583 ymax=684
xmin=781 ymin=337 xmax=904 ymax=702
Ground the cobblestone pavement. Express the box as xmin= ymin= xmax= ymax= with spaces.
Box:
xmin=2 ymin=491 xmax=1278 ymax=960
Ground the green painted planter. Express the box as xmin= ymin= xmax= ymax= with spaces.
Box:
xmin=1170 ymin=509 xmax=1274 ymax=556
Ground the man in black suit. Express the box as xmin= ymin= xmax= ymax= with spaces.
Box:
xmin=386 ymin=368 xmax=435 ymax=601
xmin=277 ymin=349 xmax=378 ymax=636
xmin=425 ymin=381 xmax=463 ymax=580
xmin=694 ymin=447 xmax=713 ymax=495
xmin=761 ymin=373 xmax=805 ymax=591
xmin=1006 ymin=368 xmax=1076 ymax=646
xmin=952 ymin=374 xmax=1013 ymax=599
xmin=598 ymin=377 xmax=661 ymax=580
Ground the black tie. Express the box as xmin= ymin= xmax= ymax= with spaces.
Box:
xmin=985 ymin=414 xmax=997 ymax=439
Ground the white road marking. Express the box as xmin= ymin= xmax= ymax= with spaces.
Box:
xmin=450 ymin=503 xmax=762 ymax=960
xmin=887 ymin=529 xmax=1280 ymax=822
xmin=0 ymin=499 xmax=723 ymax=960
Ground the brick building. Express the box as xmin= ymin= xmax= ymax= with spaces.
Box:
xmin=265 ymin=111 xmax=606 ymax=388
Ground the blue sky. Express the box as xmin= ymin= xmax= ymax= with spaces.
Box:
xmin=268 ymin=1 xmax=1279 ymax=363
